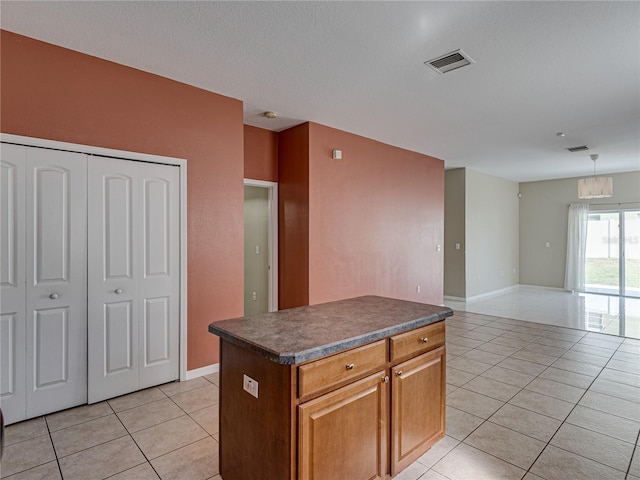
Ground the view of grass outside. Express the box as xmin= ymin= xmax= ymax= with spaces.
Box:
xmin=585 ymin=258 xmax=640 ymax=288
xmin=585 ymin=211 xmax=640 ymax=296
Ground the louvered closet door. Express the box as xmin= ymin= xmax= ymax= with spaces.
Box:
xmin=0 ymin=144 xmax=27 ymax=424
xmin=88 ymin=156 xmax=179 ymax=403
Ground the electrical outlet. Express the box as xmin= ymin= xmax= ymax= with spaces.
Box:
xmin=416 ymin=285 xmax=421 ymax=294
xmin=243 ymin=374 xmax=259 ymax=398
xmin=252 ymin=292 xmax=257 ymax=301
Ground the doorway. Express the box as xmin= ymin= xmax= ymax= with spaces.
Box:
xmin=585 ymin=209 xmax=640 ymax=298
xmin=243 ymin=179 xmax=278 ymax=315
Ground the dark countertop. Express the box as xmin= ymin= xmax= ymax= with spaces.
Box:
xmin=208 ymin=295 xmax=452 ymax=365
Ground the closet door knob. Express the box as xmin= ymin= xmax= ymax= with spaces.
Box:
xmin=49 ymin=293 xmax=59 ymax=300
xmin=115 ymin=288 xmax=123 ymax=294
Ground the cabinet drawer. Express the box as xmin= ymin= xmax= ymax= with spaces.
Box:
xmin=298 ymin=340 xmax=387 ymax=399
xmin=389 ymin=321 xmax=445 ymax=363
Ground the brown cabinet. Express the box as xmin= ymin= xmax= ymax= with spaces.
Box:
xmin=218 ymin=319 xmax=446 ymax=480
xmin=299 ymin=371 xmax=389 ymax=480
xmin=390 ymin=346 xmax=446 ymax=475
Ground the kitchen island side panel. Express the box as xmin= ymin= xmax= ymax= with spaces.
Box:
xmin=220 ymin=339 xmax=297 ymax=480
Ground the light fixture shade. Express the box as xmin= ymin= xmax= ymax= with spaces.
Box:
xmin=577 ymin=176 xmax=613 ymax=199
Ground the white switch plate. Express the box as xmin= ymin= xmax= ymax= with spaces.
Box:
xmin=455 ymin=243 xmax=460 ymax=250
xmin=243 ymin=374 xmax=259 ymax=398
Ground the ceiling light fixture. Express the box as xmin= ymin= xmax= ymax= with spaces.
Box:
xmin=577 ymin=154 xmax=613 ymax=199
xmin=263 ymin=111 xmax=278 ymax=119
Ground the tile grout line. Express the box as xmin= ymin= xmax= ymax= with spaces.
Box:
xmin=445 ymin=313 xmax=639 ymax=479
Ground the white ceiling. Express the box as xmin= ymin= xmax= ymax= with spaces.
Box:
xmin=2 ymin=1 xmax=639 ymax=182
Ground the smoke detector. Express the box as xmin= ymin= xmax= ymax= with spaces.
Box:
xmin=425 ymin=49 xmax=474 ymax=74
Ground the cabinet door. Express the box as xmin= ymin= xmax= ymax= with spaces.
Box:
xmin=391 ymin=345 xmax=445 ymax=475
xmin=299 ymin=371 xmax=388 ymax=480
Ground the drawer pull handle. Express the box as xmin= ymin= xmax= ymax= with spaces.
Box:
xmin=420 ymin=337 xmax=429 ymax=343
xmin=49 ymin=293 xmax=59 ymax=300
xmin=115 ymin=288 xmax=123 ymax=294
xmin=345 ymin=363 xmax=355 ymax=371
xmin=396 ymin=370 xmax=403 ymax=377
xmin=382 ymin=375 xmax=389 ymax=384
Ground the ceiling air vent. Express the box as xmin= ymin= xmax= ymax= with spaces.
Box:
xmin=425 ymin=49 xmax=474 ymax=74
xmin=566 ymin=145 xmax=589 ymax=152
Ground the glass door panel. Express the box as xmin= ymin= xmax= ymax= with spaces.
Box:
xmin=624 ymin=211 xmax=640 ymax=298
xmin=585 ymin=212 xmax=620 ymax=295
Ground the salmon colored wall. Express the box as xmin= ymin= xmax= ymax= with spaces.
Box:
xmin=277 ymin=124 xmax=310 ymax=308
xmin=244 ymin=125 xmax=278 ymax=182
xmin=282 ymin=122 xmax=444 ymax=306
xmin=0 ymin=31 xmax=244 ymax=369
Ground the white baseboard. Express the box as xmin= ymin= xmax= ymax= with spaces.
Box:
xmin=448 ymin=285 xmax=520 ymax=303
xmin=444 ymin=295 xmax=466 ymax=302
xmin=186 ymin=363 xmax=219 ymax=380
xmin=466 ymin=285 xmax=519 ymax=302
xmin=518 ymin=284 xmax=567 ymax=292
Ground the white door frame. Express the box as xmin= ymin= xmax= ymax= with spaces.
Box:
xmin=0 ymin=133 xmax=189 ymax=381
xmin=244 ymin=179 xmax=278 ymax=312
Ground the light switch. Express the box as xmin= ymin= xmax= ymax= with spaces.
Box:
xmin=255 ymin=245 xmax=260 ymax=255
xmin=252 ymin=292 xmax=257 ymax=301
xmin=545 ymin=242 xmax=551 ymax=248
xmin=455 ymin=243 xmax=461 ymax=250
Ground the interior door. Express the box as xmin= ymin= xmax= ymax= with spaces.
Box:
xmin=0 ymin=143 xmax=27 ymax=424
xmin=88 ymin=156 xmax=179 ymax=402
xmin=25 ymin=147 xmax=88 ymax=417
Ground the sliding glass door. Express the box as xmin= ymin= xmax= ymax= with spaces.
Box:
xmin=585 ymin=209 xmax=640 ymax=298
xmin=624 ymin=211 xmax=640 ymax=297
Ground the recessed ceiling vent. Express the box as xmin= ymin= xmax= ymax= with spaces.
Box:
xmin=566 ymin=145 xmax=589 ymax=152
xmin=425 ymin=49 xmax=474 ymax=74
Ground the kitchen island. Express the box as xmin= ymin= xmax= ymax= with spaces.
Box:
xmin=208 ymin=295 xmax=452 ymax=480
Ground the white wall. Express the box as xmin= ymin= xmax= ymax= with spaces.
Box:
xmin=444 ymin=168 xmax=519 ymax=299
xmin=519 ymin=171 xmax=640 ymax=288
xmin=465 ymin=169 xmax=520 ymax=297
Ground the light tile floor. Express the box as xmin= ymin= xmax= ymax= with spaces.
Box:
xmin=444 ymin=286 xmax=640 ymax=339
xmin=2 ymin=306 xmax=640 ymax=479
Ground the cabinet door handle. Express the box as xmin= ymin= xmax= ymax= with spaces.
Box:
xmin=49 ymin=293 xmax=59 ymax=300
xmin=420 ymin=337 xmax=429 ymax=343
xmin=345 ymin=363 xmax=355 ymax=371
xmin=395 ymin=370 xmax=403 ymax=377
xmin=382 ymin=375 xmax=389 ymax=383
xmin=115 ymin=288 xmax=123 ymax=294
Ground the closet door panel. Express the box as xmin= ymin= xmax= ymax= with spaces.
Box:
xmin=25 ymin=148 xmax=87 ymax=418
xmin=139 ymin=164 xmax=179 ymax=387
xmin=88 ymin=157 xmax=139 ymax=402
xmin=0 ymin=143 xmax=26 ymax=424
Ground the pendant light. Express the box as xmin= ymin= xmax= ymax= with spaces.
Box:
xmin=577 ymin=154 xmax=613 ymax=199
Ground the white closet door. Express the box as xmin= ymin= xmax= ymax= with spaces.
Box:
xmin=25 ymin=147 xmax=87 ymax=417
xmin=88 ymin=157 xmax=179 ymax=402
xmin=138 ymin=163 xmax=179 ymax=388
xmin=0 ymin=144 xmax=27 ymax=424
xmin=88 ymin=157 xmax=140 ymax=402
